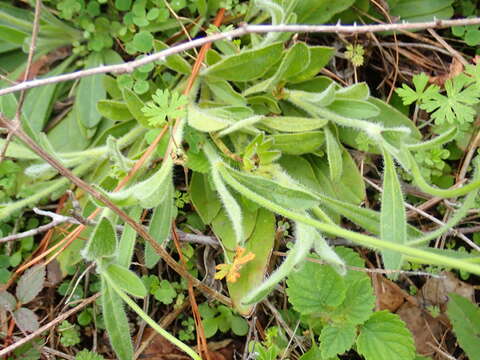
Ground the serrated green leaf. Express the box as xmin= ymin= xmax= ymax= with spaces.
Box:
xmin=223 ymin=165 xmax=320 ymax=210
xmin=446 ymin=293 xmax=480 ymax=360
xmin=82 ymin=216 xmax=117 ymax=261
xmin=319 ymin=323 xmax=357 ymax=359
xmin=145 ymin=184 xmax=174 ymax=268
xmin=286 ymin=258 xmax=346 ymax=315
xmin=380 ymin=151 xmax=407 ymax=275
xmin=357 ymin=311 xmax=415 ymax=360
xmin=0 ymin=291 xmax=16 ymax=311
xmin=13 ymin=307 xmax=39 ymax=332
xmin=325 ymin=127 xmax=343 ymax=182
xmin=261 ymin=116 xmax=328 ymax=132
xmin=105 ymin=263 xmax=147 ymax=298
xmin=97 ymin=100 xmax=133 ymax=121
xmin=101 ymin=280 xmax=133 ymax=360
xmin=330 ymin=277 xmax=375 ymax=325
xmin=16 ymin=264 xmax=45 ymax=305
xmin=203 ymin=42 xmax=283 ymax=81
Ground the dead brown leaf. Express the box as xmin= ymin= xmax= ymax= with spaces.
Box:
xmin=429 ymin=58 xmax=464 ymax=86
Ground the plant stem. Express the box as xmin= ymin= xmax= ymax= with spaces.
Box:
xmin=217 ymin=163 xmax=480 ymax=275
xmin=104 ymin=275 xmax=201 ymax=360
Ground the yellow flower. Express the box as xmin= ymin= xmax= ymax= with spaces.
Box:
xmin=214 ymin=247 xmax=255 ymax=283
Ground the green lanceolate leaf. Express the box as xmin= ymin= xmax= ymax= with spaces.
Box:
xmin=446 ymin=293 xmax=480 ymax=360
xmin=406 ymin=127 xmax=457 ymax=151
xmin=190 ymin=172 xmax=222 ymax=225
xmin=97 ymin=100 xmax=133 ymax=121
xmin=261 ymin=116 xmax=328 ymax=132
xmin=204 ymin=145 xmax=244 ymax=244
xmin=244 ymin=42 xmax=310 ymax=95
xmin=103 ymin=157 xmax=173 ymax=208
xmin=335 ymin=82 xmax=370 ymax=101
xmin=242 ymin=220 xmax=315 ymax=305
xmin=101 ymin=280 xmax=133 ymax=360
xmin=75 ymin=52 xmax=105 ymax=129
xmin=288 ymin=46 xmax=334 ymax=83
xmin=319 ymin=323 xmax=357 ymax=359
xmin=122 ymin=88 xmax=151 ymax=128
xmin=153 ymin=40 xmax=192 ymax=74
xmin=271 ymin=131 xmax=325 ymax=155
xmin=325 ymin=127 xmax=343 ymax=182
xmin=223 ymin=165 xmax=320 ymax=210
xmin=105 ymin=263 xmax=147 ymax=298
xmin=203 ymin=42 xmax=283 ymax=81
xmin=228 ymin=208 xmax=276 ymax=315
xmin=117 ymin=206 xmax=142 ymax=268
xmin=356 ymin=311 xmax=415 ymax=360
xmin=187 ymin=104 xmax=232 ymax=132
xmin=145 ymin=184 xmax=175 ymax=268
xmin=82 ymin=216 xmax=117 ymax=261
xmin=380 ymin=151 xmax=407 ymax=274
xmin=327 ymin=99 xmax=380 ymax=119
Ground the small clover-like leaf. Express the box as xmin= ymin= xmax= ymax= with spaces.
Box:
xmin=16 ymin=264 xmax=45 ymax=305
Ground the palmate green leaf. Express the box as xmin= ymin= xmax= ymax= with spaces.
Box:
xmin=97 ymin=100 xmax=133 ymax=121
xmin=82 ymin=216 xmax=117 ymax=261
xmin=16 ymin=264 xmax=45 ymax=305
xmin=242 ymin=221 xmax=315 ymax=305
xmin=203 ymin=42 xmax=283 ymax=81
xmin=319 ymin=323 xmax=357 ymax=360
xmin=101 ymin=279 xmax=133 ymax=360
xmin=286 ymin=257 xmax=346 ymax=315
xmin=142 ymin=89 xmax=188 ymax=127
xmin=223 ymin=165 xmax=320 ymax=210
xmin=446 ymin=293 xmax=480 ymax=360
xmin=325 ymin=127 xmax=343 ymax=182
xmin=261 ymin=116 xmax=328 ymax=132
xmin=356 ymin=311 xmax=415 ymax=360
xmin=75 ymin=52 xmax=105 ymax=129
xmin=380 ymin=151 xmax=407 ymax=274
xmin=145 ymin=183 xmax=175 ymax=268
xmin=105 ymin=263 xmax=147 ymax=298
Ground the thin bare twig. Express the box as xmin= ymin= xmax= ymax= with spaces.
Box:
xmin=0 ymin=114 xmax=232 ymax=307
xmin=1 ymin=18 xmax=480 ymax=97
xmin=0 ymin=208 xmax=80 ymax=243
xmin=0 ymin=0 xmax=42 ymax=162
xmin=0 ymin=293 xmax=100 ymax=357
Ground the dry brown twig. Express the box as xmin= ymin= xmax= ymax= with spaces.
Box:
xmin=1 ymin=17 xmax=480 ymax=97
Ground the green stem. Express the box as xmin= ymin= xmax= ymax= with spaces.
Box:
xmin=104 ymin=275 xmax=201 ymax=360
xmin=0 ymin=159 xmax=95 ymax=220
xmin=217 ymin=162 xmax=480 ymax=275
xmin=410 ymin=153 xmax=480 ymax=197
